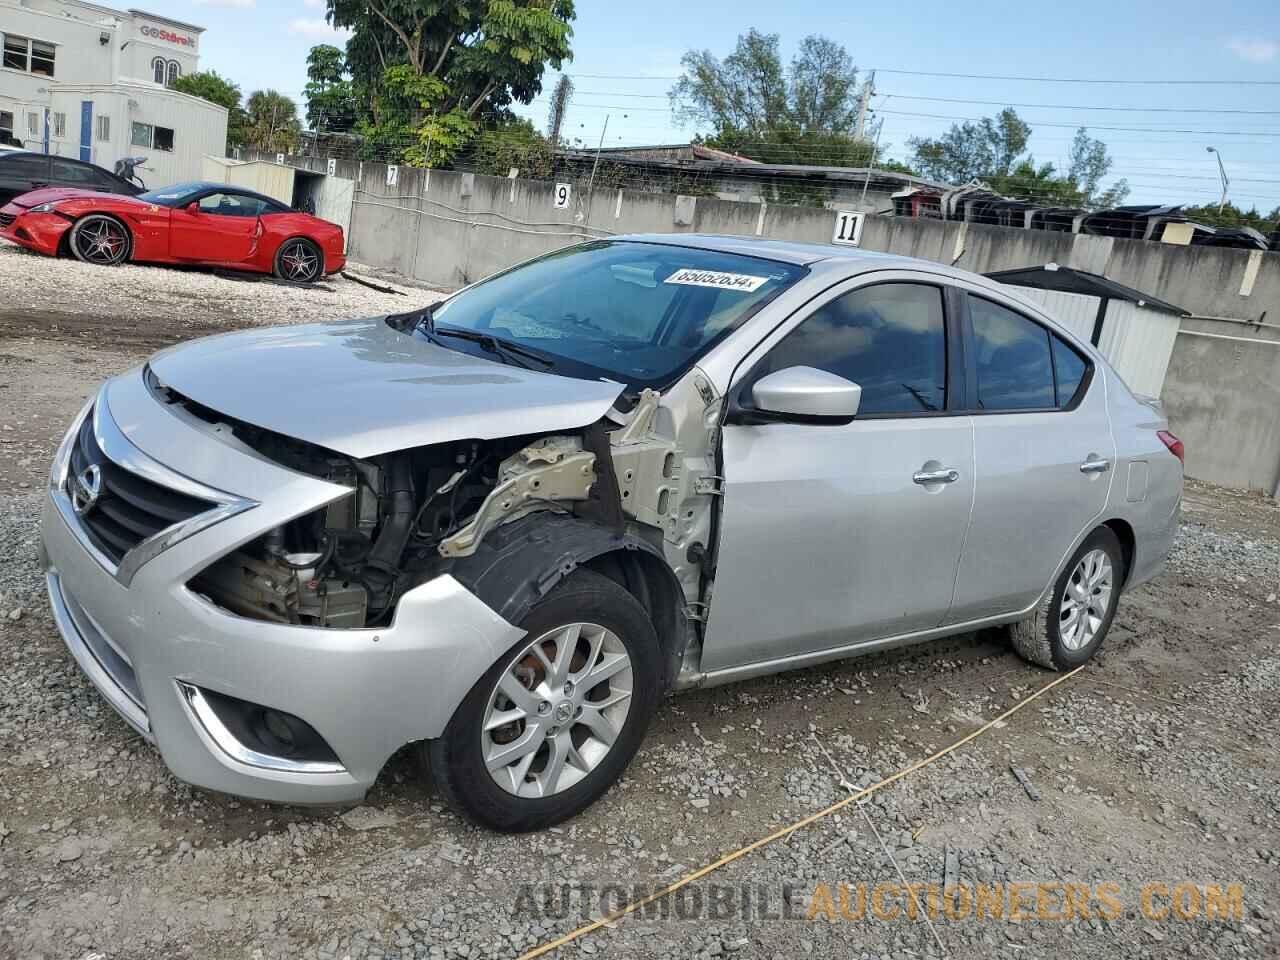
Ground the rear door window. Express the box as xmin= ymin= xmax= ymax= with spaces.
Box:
xmin=969 ymin=297 xmax=1055 ymax=411
xmin=1051 ymin=334 xmax=1089 ymax=407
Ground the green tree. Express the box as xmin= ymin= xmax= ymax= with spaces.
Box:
xmin=909 ymin=112 xmax=1129 ymax=208
xmin=328 ymin=0 xmax=575 ymax=165
xmin=173 ymin=70 xmax=247 ymax=149
xmin=304 ymin=44 xmax=357 ymax=132
xmin=670 ymin=30 xmax=871 ymax=166
xmin=245 ymin=90 xmax=302 ymax=153
xmin=1180 ymin=202 xmax=1280 ymax=232
xmin=908 ymin=108 xmax=1030 ymax=184
xmin=469 ymin=117 xmax=556 ymax=179
xmin=546 ymin=74 xmax=573 ymax=144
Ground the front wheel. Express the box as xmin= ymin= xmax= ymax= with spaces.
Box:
xmin=273 ymin=237 xmax=324 ymax=284
xmin=68 ymin=214 xmax=131 ymax=266
xmin=422 ymin=569 xmax=662 ymax=832
xmin=1010 ymin=526 xmax=1125 ymax=670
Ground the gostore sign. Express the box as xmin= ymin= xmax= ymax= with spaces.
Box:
xmin=140 ymin=24 xmax=197 ymax=48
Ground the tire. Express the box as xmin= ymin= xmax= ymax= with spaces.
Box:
xmin=423 ymin=569 xmax=662 ymax=832
xmin=1010 ymin=526 xmax=1126 ymax=671
xmin=273 ymin=237 xmax=324 ymax=284
xmin=68 ymin=214 xmax=131 ymax=266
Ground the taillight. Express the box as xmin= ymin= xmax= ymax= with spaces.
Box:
xmin=1157 ymin=430 xmax=1184 ymax=465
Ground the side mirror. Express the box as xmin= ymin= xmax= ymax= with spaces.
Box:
xmin=751 ymin=366 xmax=862 ymax=419
xmin=185 ymin=201 xmax=200 ymax=214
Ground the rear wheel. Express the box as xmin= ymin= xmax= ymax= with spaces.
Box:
xmin=423 ymin=570 xmax=661 ymax=832
xmin=68 ymin=214 xmax=130 ymax=266
xmin=273 ymin=237 xmax=323 ymax=284
xmin=1011 ymin=526 xmax=1125 ymax=670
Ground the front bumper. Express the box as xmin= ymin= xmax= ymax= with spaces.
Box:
xmin=41 ymin=369 xmax=523 ymax=804
xmin=0 ymin=204 xmax=69 ymax=255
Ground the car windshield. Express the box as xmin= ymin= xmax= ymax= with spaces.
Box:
xmin=137 ymin=183 xmax=204 ymax=206
xmin=421 ymin=241 xmax=805 ymax=389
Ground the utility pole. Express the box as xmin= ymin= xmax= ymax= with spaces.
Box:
xmin=859 ymin=116 xmax=886 ymax=209
xmin=587 ymin=113 xmax=609 ymax=199
xmin=1206 ymin=146 xmax=1229 ymax=213
xmin=854 ymin=70 xmax=876 ymax=141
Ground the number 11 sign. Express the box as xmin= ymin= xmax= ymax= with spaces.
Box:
xmin=832 ymin=210 xmax=864 ymax=246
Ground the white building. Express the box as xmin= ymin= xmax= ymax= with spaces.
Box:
xmin=0 ymin=0 xmax=227 ymax=185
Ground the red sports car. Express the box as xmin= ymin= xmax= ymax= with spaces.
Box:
xmin=0 ymin=180 xmax=345 ymax=283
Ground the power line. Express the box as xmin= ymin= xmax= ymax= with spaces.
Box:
xmin=880 ymin=94 xmax=1280 ymax=116
xmin=547 ymin=68 xmax=1280 ymax=87
xmin=846 ymin=68 xmax=1280 ymax=87
xmin=875 ymin=108 xmax=1280 ymax=137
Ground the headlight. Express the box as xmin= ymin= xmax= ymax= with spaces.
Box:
xmin=50 ymin=398 xmax=94 ymax=493
xmin=29 ymin=202 xmax=58 ymax=213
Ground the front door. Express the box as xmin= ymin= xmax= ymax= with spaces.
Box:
xmin=702 ymin=279 xmax=975 ymax=673
xmin=169 ymin=191 xmax=261 ymax=262
xmin=946 ymin=293 xmax=1115 ymax=622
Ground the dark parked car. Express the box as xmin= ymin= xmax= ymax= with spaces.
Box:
xmin=0 ymin=151 xmax=142 ymax=208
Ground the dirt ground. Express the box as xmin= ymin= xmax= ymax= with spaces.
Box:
xmin=0 ymin=247 xmax=1277 ymax=960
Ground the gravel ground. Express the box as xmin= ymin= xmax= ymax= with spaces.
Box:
xmin=1 ymin=247 xmax=1278 ymax=960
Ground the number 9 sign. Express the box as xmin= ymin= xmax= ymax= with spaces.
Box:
xmin=553 ymin=183 xmax=571 ymax=209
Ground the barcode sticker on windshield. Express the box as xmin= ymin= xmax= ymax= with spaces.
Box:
xmin=664 ymin=268 xmax=768 ymax=293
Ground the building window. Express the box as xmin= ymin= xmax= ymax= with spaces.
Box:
xmin=2 ymin=35 xmax=55 ymax=77
xmin=27 ymin=112 xmax=39 ymax=136
xmin=31 ymin=40 xmax=55 ymax=77
xmin=152 ymin=56 xmax=165 ymax=84
xmin=0 ymin=111 xmax=13 ymax=140
xmin=96 ymin=115 xmax=110 ymax=142
xmin=53 ymin=112 xmax=65 ymax=138
xmin=166 ymin=60 xmax=180 ymax=87
xmin=131 ymin=121 xmax=175 ymax=152
xmin=3 ymin=34 xmax=29 ymax=71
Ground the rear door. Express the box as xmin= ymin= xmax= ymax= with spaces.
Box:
xmin=946 ymin=293 xmax=1114 ymax=623
xmin=168 ymin=190 xmax=261 ymax=262
xmin=0 ymin=152 xmax=51 ymax=205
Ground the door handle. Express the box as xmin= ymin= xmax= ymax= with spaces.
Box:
xmin=1079 ymin=457 xmax=1111 ymax=474
xmin=913 ymin=468 xmax=960 ymax=485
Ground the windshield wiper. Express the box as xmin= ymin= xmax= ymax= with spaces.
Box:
xmin=430 ymin=325 xmax=555 ymax=370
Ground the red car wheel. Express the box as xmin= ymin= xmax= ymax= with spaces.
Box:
xmin=69 ymin=214 xmax=131 ymax=267
xmin=274 ymin=237 xmax=324 ymax=284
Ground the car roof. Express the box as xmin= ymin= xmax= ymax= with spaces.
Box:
xmin=615 ymin=232 xmax=907 ymax=267
xmin=160 ymin=181 xmax=286 ymax=206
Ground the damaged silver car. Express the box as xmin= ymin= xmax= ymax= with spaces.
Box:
xmin=40 ymin=235 xmax=1183 ymax=830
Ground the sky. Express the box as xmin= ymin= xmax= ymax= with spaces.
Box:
xmin=170 ymin=0 xmax=1280 ymax=211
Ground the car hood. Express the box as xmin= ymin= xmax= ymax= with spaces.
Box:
xmin=11 ymin=187 xmax=125 ymax=208
xmin=147 ymin=318 xmax=625 ymax=458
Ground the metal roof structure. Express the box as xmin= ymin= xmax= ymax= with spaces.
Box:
xmin=985 ymin=263 xmax=1190 ymax=318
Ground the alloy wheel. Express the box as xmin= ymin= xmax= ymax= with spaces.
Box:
xmin=482 ymin=622 xmax=634 ymax=799
xmin=73 ymin=216 xmax=128 ymax=265
xmin=1059 ymin=548 xmax=1113 ymax=650
xmin=279 ymin=240 xmax=321 ymax=283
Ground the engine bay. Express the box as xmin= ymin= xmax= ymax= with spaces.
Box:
xmin=159 ymin=372 xmax=718 ymax=636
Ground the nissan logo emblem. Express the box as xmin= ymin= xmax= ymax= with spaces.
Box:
xmin=72 ymin=464 xmax=102 ymax=516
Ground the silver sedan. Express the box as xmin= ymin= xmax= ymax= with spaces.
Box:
xmin=40 ymin=235 xmax=1182 ymax=830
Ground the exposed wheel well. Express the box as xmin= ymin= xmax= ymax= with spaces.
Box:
xmin=584 ymin=548 xmax=687 ymax=689
xmin=1102 ymin=518 xmax=1136 ymax=586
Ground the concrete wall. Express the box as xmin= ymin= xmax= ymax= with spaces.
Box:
xmin=326 ymin=160 xmax=1280 ymax=492
xmin=1162 ymin=319 xmax=1280 ymax=494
